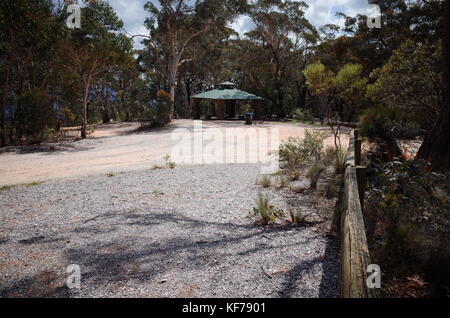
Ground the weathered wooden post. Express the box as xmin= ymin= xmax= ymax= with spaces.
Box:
xmin=355 ymin=139 xmax=362 ymax=166
xmin=355 ymin=166 xmax=367 ymax=213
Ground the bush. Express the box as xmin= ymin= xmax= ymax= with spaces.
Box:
xmin=279 ymin=129 xmax=328 ymax=167
xmin=322 ymin=146 xmax=347 ymax=174
xmin=358 ymin=105 xmax=407 ymax=140
xmin=366 ymin=159 xmax=450 ymax=296
xmin=307 ymin=162 xmax=326 ymax=189
xmin=291 ymin=108 xmax=314 ymax=123
xmin=250 ymin=193 xmax=285 ymax=226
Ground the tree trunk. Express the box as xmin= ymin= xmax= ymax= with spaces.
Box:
xmin=102 ymin=89 xmax=111 ymax=124
xmin=0 ymin=93 xmax=5 ymax=147
xmin=81 ymin=81 xmax=90 ymax=139
xmin=167 ymin=55 xmax=180 ymax=122
xmin=417 ymin=0 xmax=450 ymax=170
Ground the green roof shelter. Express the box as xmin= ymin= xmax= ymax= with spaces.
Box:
xmin=191 ymin=82 xmax=263 ymax=120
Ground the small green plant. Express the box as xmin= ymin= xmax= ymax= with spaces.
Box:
xmin=307 ymin=162 xmax=326 ymax=189
xmin=25 ymin=181 xmax=43 ymax=187
xmin=250 ymin=193 xmax=285 ymax=226
xmin=0 ymin=184 xmax=18 ymax=191
xmin=106 ymin=172 xmax=116 ymax=177
xmin=151 ymin=164 xmax=165 ymax=170
xmin=152 ymin=190 xmax=163 ymax=195
xmin=163 ymin=154 xmax=176 ymax=169
xmin=259 ymin=175 xmax=272 ymax=188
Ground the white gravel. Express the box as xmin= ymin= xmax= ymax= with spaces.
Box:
xmin=0 ymin=164 xmax=339 ymax=298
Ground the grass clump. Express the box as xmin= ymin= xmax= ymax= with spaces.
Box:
xmin=152 ymin=155 xmax=177 ymax=170
xmin=0 ymin=185 xmax=18 ymax=191
xmin=258 ymin=175 xmax=272 ymax=188
xmin=277 ymin=175 xmax=290 ymax=189
xmin=289 ymin=208 xmax=310 ymax=225
xmin=250 ymin=193 xmax=285 ymax=226
xmin=25 ymin=181 xmax=43 ymax=187
xmin=163 ymin=154 xmax=176 ymax=169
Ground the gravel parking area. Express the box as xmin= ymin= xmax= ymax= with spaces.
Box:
xmin=0 ymin=164 xmax=339 ymax=298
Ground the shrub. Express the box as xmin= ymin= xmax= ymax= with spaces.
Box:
xmin=366 ymin=159 xmax=450 ymax=296
xmin=250 ymin=194 xmax=285 ymax=226
xmin=359 ymin=105 xmax=407 ymax=140
xmin=291 ymin=108 xmax=314 ymax=123
xmin=279 ymin=129 xmax=328 ymax=167
xmin=307 ymin=162 xmax=326 ymax=189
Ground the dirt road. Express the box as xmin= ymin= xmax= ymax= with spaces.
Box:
xmin=0 ymin=120 xmax=348 ymax=187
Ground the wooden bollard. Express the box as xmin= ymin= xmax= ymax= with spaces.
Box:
xmin=355 ymin=139 xmax=362 ymax=166
xmin=355 ymin=166 xmax=367 ymax=213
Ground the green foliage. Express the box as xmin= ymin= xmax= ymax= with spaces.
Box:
xmin=24 ymin=182 xmax=43 ymax=187
xmin=250 ymin=193 xmax=285 ymax=226
xmin=367 ymin=41 xmax=442 ymax=130
xmin=366 ymin=159 xmax=450 ymax=290
xmin=303 ymin=62 xmax=334 ymax=96
xmin=359 ymin=105 xmax=407 ymax=140
xmin=15 ymin=90 xmax=56 ymax=142
xmin=304 ymin=61 xmax=369 ymax=123
xmin=291 ymin=108 xmax=314 ymax=123
xmin=279 ymin=129 xmax=328 ymax=167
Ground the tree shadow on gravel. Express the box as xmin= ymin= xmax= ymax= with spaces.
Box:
xmin=61 ymin=211 xmax=314 ymax=294
xmin=0 ymin=271 xmax=71 ymax=298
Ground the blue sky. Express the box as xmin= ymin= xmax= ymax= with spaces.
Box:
xmin=105 ymin=0 xmax=373 ymax=49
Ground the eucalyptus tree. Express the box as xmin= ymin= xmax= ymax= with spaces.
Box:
xmin=142 ymin=0 xmax=247 ymax=122
xmin=244 ymin=0 xmax=318 ymax=118
xmin=67 ymin=0 xmax=132 ymax=138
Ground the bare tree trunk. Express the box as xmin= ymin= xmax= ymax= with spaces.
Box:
xmin=167 ymin=56 xmax=179 ymax=122
xmin=417 ymin=0 xmax=450 ymax=170
xmin=102 ymin=89 xmax=111 ymax=123
xmin=81 ymin=81 xmax=90 ymax=139
xmin=0 ymin=93 xmax=6 ymax=147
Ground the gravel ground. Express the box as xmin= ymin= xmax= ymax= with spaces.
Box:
xmin=0 ymin=164 xmax=340 ymax=298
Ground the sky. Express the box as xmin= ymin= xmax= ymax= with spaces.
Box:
xmin=105 ymin=0 xmax=374 ymax=49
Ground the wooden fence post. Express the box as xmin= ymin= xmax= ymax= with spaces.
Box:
xmin=355 ymin=166 xmax=367 ymax=213
xmin=355 ymin=139 xmax=362 ymax=166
